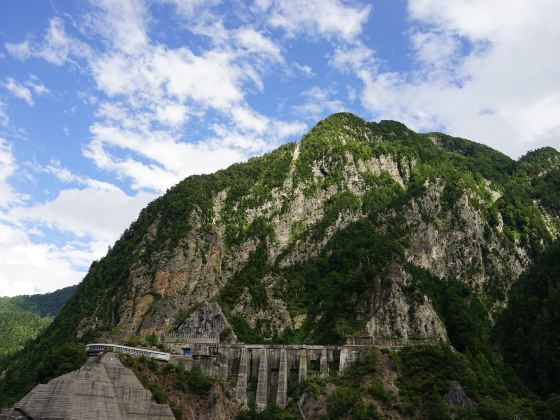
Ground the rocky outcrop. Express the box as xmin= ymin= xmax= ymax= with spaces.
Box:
xmin=404 ymin=180 xmax=527 ymax=289
xmin=175 ymin=302 xmax=236 ymax=342
xmin=444 ymin=381 xmax=475 ymax=408
xmin=0 ymin=353 xmax=174 ymax=420
xmin=362 ymin=264 xmax=447 ymax=340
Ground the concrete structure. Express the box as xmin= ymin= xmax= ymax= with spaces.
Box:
xmin=73 ymin=337 xmax=437 ymax=413
xmin=85 ymin=343 xmax=170 ymax=361
xmin=0 ymin=353 xmax=174 ymax=420
xmin=166 ymin=337 xmax=437 ymax=411
xmin=276 ymin=349 xmax=288 ymax=408
xmin=235 ymin=347 xmax=248 ymax=406
xmin=255 ymin=348 xmax=268 ymax=410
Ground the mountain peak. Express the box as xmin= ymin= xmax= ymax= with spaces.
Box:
xmin=518 ymin=146 xmax=560 ymax=177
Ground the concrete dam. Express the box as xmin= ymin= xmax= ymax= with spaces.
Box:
xmin=165 ymin=337 xmax=435 ymax=409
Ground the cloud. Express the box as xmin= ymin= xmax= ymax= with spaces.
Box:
xmin=0 ymin=141 xmax=157 ymax=296
xmin=11 ymin=183 xmax=155 ymax=243
xmin=348 ymin=0 xmax=560 ymax=157
xmin=0 ymin=100 xmax=8 ymax=126
xmin=235 ymin=27 xmax=283 ymax=62
xmin=87 ymin=0 xmax=148 ymax=55
xmin=4 ymin=18 xmax=90 ymax=66
xmin=4 ymin=78 xmax=34 ymax=106
xmin=3 ymin=76 xmax=49 ymax=107
xmin=4 ymin=40 xmax=32 ymax=61
xmin=330 ymin=41 xmax=375 ymax=73
xmin=0 ymin=138 xmax=25 ymax=208
xmin=265 ymin=0 xmax=371 ymax=41
xmin=37 ymin=17 xmax=91 ymax=65
xmin=410 ymin=30 xmax=461 ymax=70
xmin=71 ymin=0 xmax=303 ymax=192
xmin=293 ymin=86 xmax=346 ymax=120
xmin=0 ymin=145 xmax=80 ymax=296
xmin=162 ymin=0 xmax=222 ymax=19
xmin=0 ymin=222 xmax=85 ymax=296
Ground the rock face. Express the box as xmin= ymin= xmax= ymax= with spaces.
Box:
xmin=444 ymin=381 xmax=475 ymax=408
xmin=363 ymin=264 xmax=447 ymax=340
xmin=0 ymin=353 xmax=174 ymax=420
xmin=175 ymin=302 xmax=237 ymax=342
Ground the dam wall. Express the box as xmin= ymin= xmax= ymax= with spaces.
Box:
xmin=170 ymin=342 xmax=370 ymax=409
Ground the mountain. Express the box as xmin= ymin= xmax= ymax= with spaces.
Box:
xmin=0 ymin=286 xmax=76 ymax=359
xmin=1 ymin=113 xmax=560 ymax=417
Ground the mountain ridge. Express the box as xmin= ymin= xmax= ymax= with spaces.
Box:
xmin=1 ymin=112 xmax=559 ymax=414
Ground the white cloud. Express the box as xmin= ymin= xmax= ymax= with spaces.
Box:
xmin=37 ymin=17 xmax=90 ymax=65
xmin=350 ymin=0 xmax=560 ymax=157
xmin=162 ymin=0 xmax=222 ymax=19
xmin=410 ymin=31 xmax=460 ymax=69
xmin=0 ymin=100 xmax=8 ymax=126
xmin=84 ymin=122 xmax=247 ymax=190
xmin=266 ymin=0 xmax=371 ymax=41
xmin=292 ymin=62 xmax=315 ymax=77
xmin=26 ymin=75 xmax=49 ymax=96
xmin=11 ymin=184 xmax=155 ymax=243
xmin=155 ymin=102 xmax=188 ymax=128
xmin=293 ymin=86 xmax=345 ymax=120
xmin=4 ymin=40 xmax=31 ymax=61
xmin=5 ymin=78 xmax=34 ymax=106
xmin=235 ymin=27 xmax=283 ymax=62
xmin=330 ymin=41 xmax=375 ymax=73
xmin=0 ymin=141 xmax=156 ymax=296
xmin=0 ymin=223 xmax=85 ymax=296
xmin=0 ymin=138 xmax=24 ymax=207
xmin=3 ymin=76 xmax=49 ymax=107
xmin=87 ymin=0 xmax=148 ymax=55
xmin=407 ymin=0 xmax=536 ymax=41
xmin=72 ymin=1 xmax=303 ymax=191
xmin=4 ymin=18 xmax=90 ymax=66
xmin=0 ymin=145 xmax=79 ymax=296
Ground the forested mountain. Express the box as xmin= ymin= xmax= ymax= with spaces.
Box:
xmin=1 ymin=113 xmax=560 ymax=418
xmin=0 ymin=286 xmax=76 ymax=359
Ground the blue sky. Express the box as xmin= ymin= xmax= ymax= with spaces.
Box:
xmin=1 ymin=0 xmax=559 ymax=296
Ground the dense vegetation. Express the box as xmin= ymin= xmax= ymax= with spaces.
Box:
xmin=497 ymin=243 xmax=560 ymax=398
xmin=0 ymin=286 xmax=76 ymax=359
xmin=120 ymin=354 xmax=219 ymax=419
xmin=1 ymin=113 xmax=560 ymax=418
xmin=0 ymin=300 xmax=50 ymax=359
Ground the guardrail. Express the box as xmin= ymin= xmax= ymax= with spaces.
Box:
xmin=345 ymin=337 xmax=438 ymax=347
xmin=85 ymin=343 xmax=170 ymax=362
xmin=164 ymin=333 xmax=219 ymax=343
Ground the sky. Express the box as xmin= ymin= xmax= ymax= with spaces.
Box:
xmin=1 ymin=0 xmax=559 ymax=297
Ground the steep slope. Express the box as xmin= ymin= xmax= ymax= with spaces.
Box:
xmin=1 ymin=113 xmax=559 ymax=408
xmin=496 ymin=242 xmax=560 ymax=398
xmin=0 ymin=286 xmax=77 ymax=358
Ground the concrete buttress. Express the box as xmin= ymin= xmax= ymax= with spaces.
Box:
xmin=298 ymin=348 xmax=307 ymax=383
xmin=276 ymin=348 xmax=288 ymax=408
xmin=320 ymin=348 xmax=328 ymax=377
xmin=235 ymin=347 xmax=248 ymax=406
xmin=256 ymin=348 xmax=268 ymax=410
